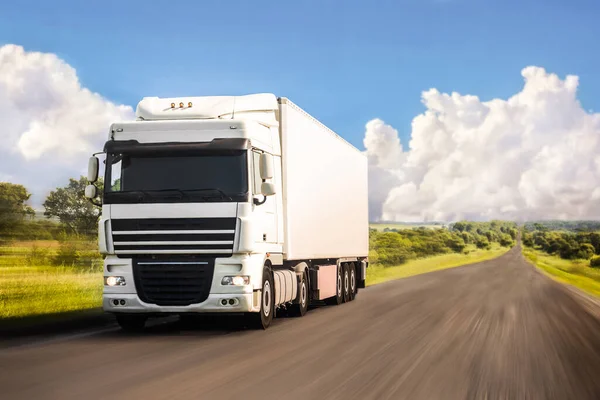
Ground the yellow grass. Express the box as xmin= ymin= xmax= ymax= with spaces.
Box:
xmin=522 ymin=247 xmax=600 ymax=298
xmin=366 ymin=244 xmax=509 ymax=286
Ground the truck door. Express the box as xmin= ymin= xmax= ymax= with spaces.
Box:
xmin=251 ymin=149 xmax=278 ymax=245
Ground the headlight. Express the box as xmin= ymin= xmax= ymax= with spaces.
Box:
xmin=105 ymin=276 xmax=126 ymax=286
xmin=221 ymin=275 xmax=250 ymax=286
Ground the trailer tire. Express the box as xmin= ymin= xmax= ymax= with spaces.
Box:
xmin=342 ymin=263 xmax=351 ymax=303
xmin=289 ymin=270 xmax=309 ymax=317
xmin=349 ymin=263 xmax=357 ymax=301
xmin=325 ymin=263 xmax=344 ymax=305
xmin=116 ymin=314 xmax=147 ymax=332
xmin=248 ymin=266 xmax=274 ymax=330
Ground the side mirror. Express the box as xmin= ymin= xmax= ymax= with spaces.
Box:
xmin=259 ymin=153 xmax=273 ymax=180
xmin=85 ymin=184 xmax=97 ymax=199
xmin=88 ymin=156 xmax=99 ymax=183
xmin=261 ymin=182 xmax=276 ymax=196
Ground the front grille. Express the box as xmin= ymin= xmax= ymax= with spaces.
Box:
xmin=111 ymin=217 xmax=236 ymax=256
xmin=132 ymin=258 xmax=215 ymax=306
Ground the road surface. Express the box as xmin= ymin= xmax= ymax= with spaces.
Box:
xmin=3 ymin=245 xmax=600 ymax=399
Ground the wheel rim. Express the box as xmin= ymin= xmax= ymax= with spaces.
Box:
xmin=337 ymin=267 xmax=342 ymax=295
xmin=263 ymin=281 xmax=271 ymax=317
xmin=301 ymin=281 xmax=307 ymax=307
xmin=344 ymin=270 xmax=349 ymax=295
xmin=350 ymin=269 xmax=356 ymax=293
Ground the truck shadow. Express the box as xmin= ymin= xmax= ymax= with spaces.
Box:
xmin=102 ymin=307 xmax=327 ymax=339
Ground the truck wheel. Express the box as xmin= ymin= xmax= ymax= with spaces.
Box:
xmin=116 ymin=314 xmax=147 ymax=332
xmin=349 ymin=263 xmax=357 ymax=301
xmin=325 ymin=263 xmax=344 ymax=305
xmin=342 ymin=263 xmax=351 ymax=303
xmin=289 ymin=270 xmax=309 ymax=317
xmin=248 ymin=267 xmax=274 ymax=329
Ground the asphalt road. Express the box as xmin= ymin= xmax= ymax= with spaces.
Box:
xmin=3 ymin=244 xmax=600 ymax=400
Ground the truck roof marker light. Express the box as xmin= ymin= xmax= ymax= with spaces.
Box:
xmin=179 ymin=102 xmax=184 ymax=108
xmin=170 ymin=103 xmax=175 ymax=108
xmin=188 ymin=102 xmax=193 ymax=107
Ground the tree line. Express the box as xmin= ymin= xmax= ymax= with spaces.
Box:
xmin=524 ymin=221 xmax=600 ymax=232
xmin=0 ymin=176 xmax=102 ymax=243
xmin=370 ymin=221 xmax=518 ymax=266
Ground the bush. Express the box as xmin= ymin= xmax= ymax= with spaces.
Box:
xmin=499 ymin=234 xmax=514 ymax=247
xmin=26 ymin=244 xmax=51 ymax=266
xmin=590 ymin=256 xmax=600 ymax=268
xmin=52 ymin=240 xmax=80 ymax=266
xmin=445 ymin=236 xmax=466 ymax=253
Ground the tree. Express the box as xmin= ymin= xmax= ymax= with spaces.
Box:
xmin=522 ymin=232 xmax=534 ymax=247
xmin=577 ymin=243 xmax=595 ymax=260
xmin=475 ymin=235 xmax=491 ymax=250
xmin=590 ymin=233 xmax=600 ymax=255
xmin=0 ymin=182 xmax=34 ymax=238
xmin=43 ymin=176 xmax=103 ymax=236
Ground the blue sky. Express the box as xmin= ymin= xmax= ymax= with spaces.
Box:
xmin=1 ymin=0 xmax=599 ymax=150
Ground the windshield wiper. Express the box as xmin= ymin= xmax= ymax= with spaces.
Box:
xmin=185 ymin=188 xmax=234 ymax=201
xmin=115 ymin=190 xmax=152 ymax=200
xmin=144 ymin=189 xmax=186 ymax=199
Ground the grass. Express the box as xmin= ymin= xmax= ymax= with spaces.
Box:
xmin=522 ymin=247 xmax=600 ymax=297
xmin=0 ymin=240 xmax=103 ymax=319
xmin=366 ymin=244 xmax=510 ymax=286
xmin=0 ymin=265 xmax=102 ymax=319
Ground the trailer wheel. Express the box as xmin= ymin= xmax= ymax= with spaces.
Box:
xmin=248 ymin=266 xmax=274 ymax=329
xmin=349 ymin=263 xmax=357 ymax=301
xmin=289 ymin=270 xmax=309 ymax=317
xmin=325 ymin=263 xmax=344 ymax=305
xmin=342 ymin=263 xmax=351 ymax=303
xmin=116 ymin=314 xmax=147 ymax=333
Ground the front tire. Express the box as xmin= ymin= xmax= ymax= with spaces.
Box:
xmin=116 ymin=314 xmax=147 ymax=332
xmin=248 ymin=266 xmax=274 ymax=329
xmin=289 ymin=270 xmax=309 ymax=317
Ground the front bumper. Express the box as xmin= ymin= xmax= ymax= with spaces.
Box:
xmin=103 ymin=292 xmax=259 ymax=314
xmin=102 ymin=253 xmax=265 ymax=314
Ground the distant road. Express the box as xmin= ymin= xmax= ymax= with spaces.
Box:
xmin=3 ymin=244 xmax=600 ymax=399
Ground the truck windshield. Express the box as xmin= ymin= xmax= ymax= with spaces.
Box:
xmin=104 ymin=151 xmax=248 ymax=203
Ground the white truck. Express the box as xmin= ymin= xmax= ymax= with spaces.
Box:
xmin=85 ymin=93 xmax=369 ymax=330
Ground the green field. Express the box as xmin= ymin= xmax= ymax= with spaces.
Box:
xmin=366 ymin=244 xmax=509 ymax=286
xmin=369 ymin=223 xmax=444 ymax=231
xmin=0 ymin=266 xmax=102 ymax=319
xmin=523 ymin=247 xmax=600 ymax=297
xmin=0 ymin=240 xmax=102 ymax=319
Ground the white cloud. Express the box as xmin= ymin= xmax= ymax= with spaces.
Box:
xmin=365 ymin=66 xmax=600 ymax=222
xmin=0 ymin=44 xmax=134 ymax=205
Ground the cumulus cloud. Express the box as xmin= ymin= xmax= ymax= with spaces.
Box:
xmin=0 ymin=44 xmax=134 ymax=204
xmin=365 ymin=67 xmax=600 ymax=222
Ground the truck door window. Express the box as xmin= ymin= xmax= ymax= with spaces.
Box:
xmin=252 ymin=151 xmax=262 ymax=195
xmin=110 ymin=159 xmax=122 ymax=191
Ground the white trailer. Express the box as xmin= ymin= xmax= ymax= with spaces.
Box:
xmin=86 ymin=93 xmax=369 ymax=330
